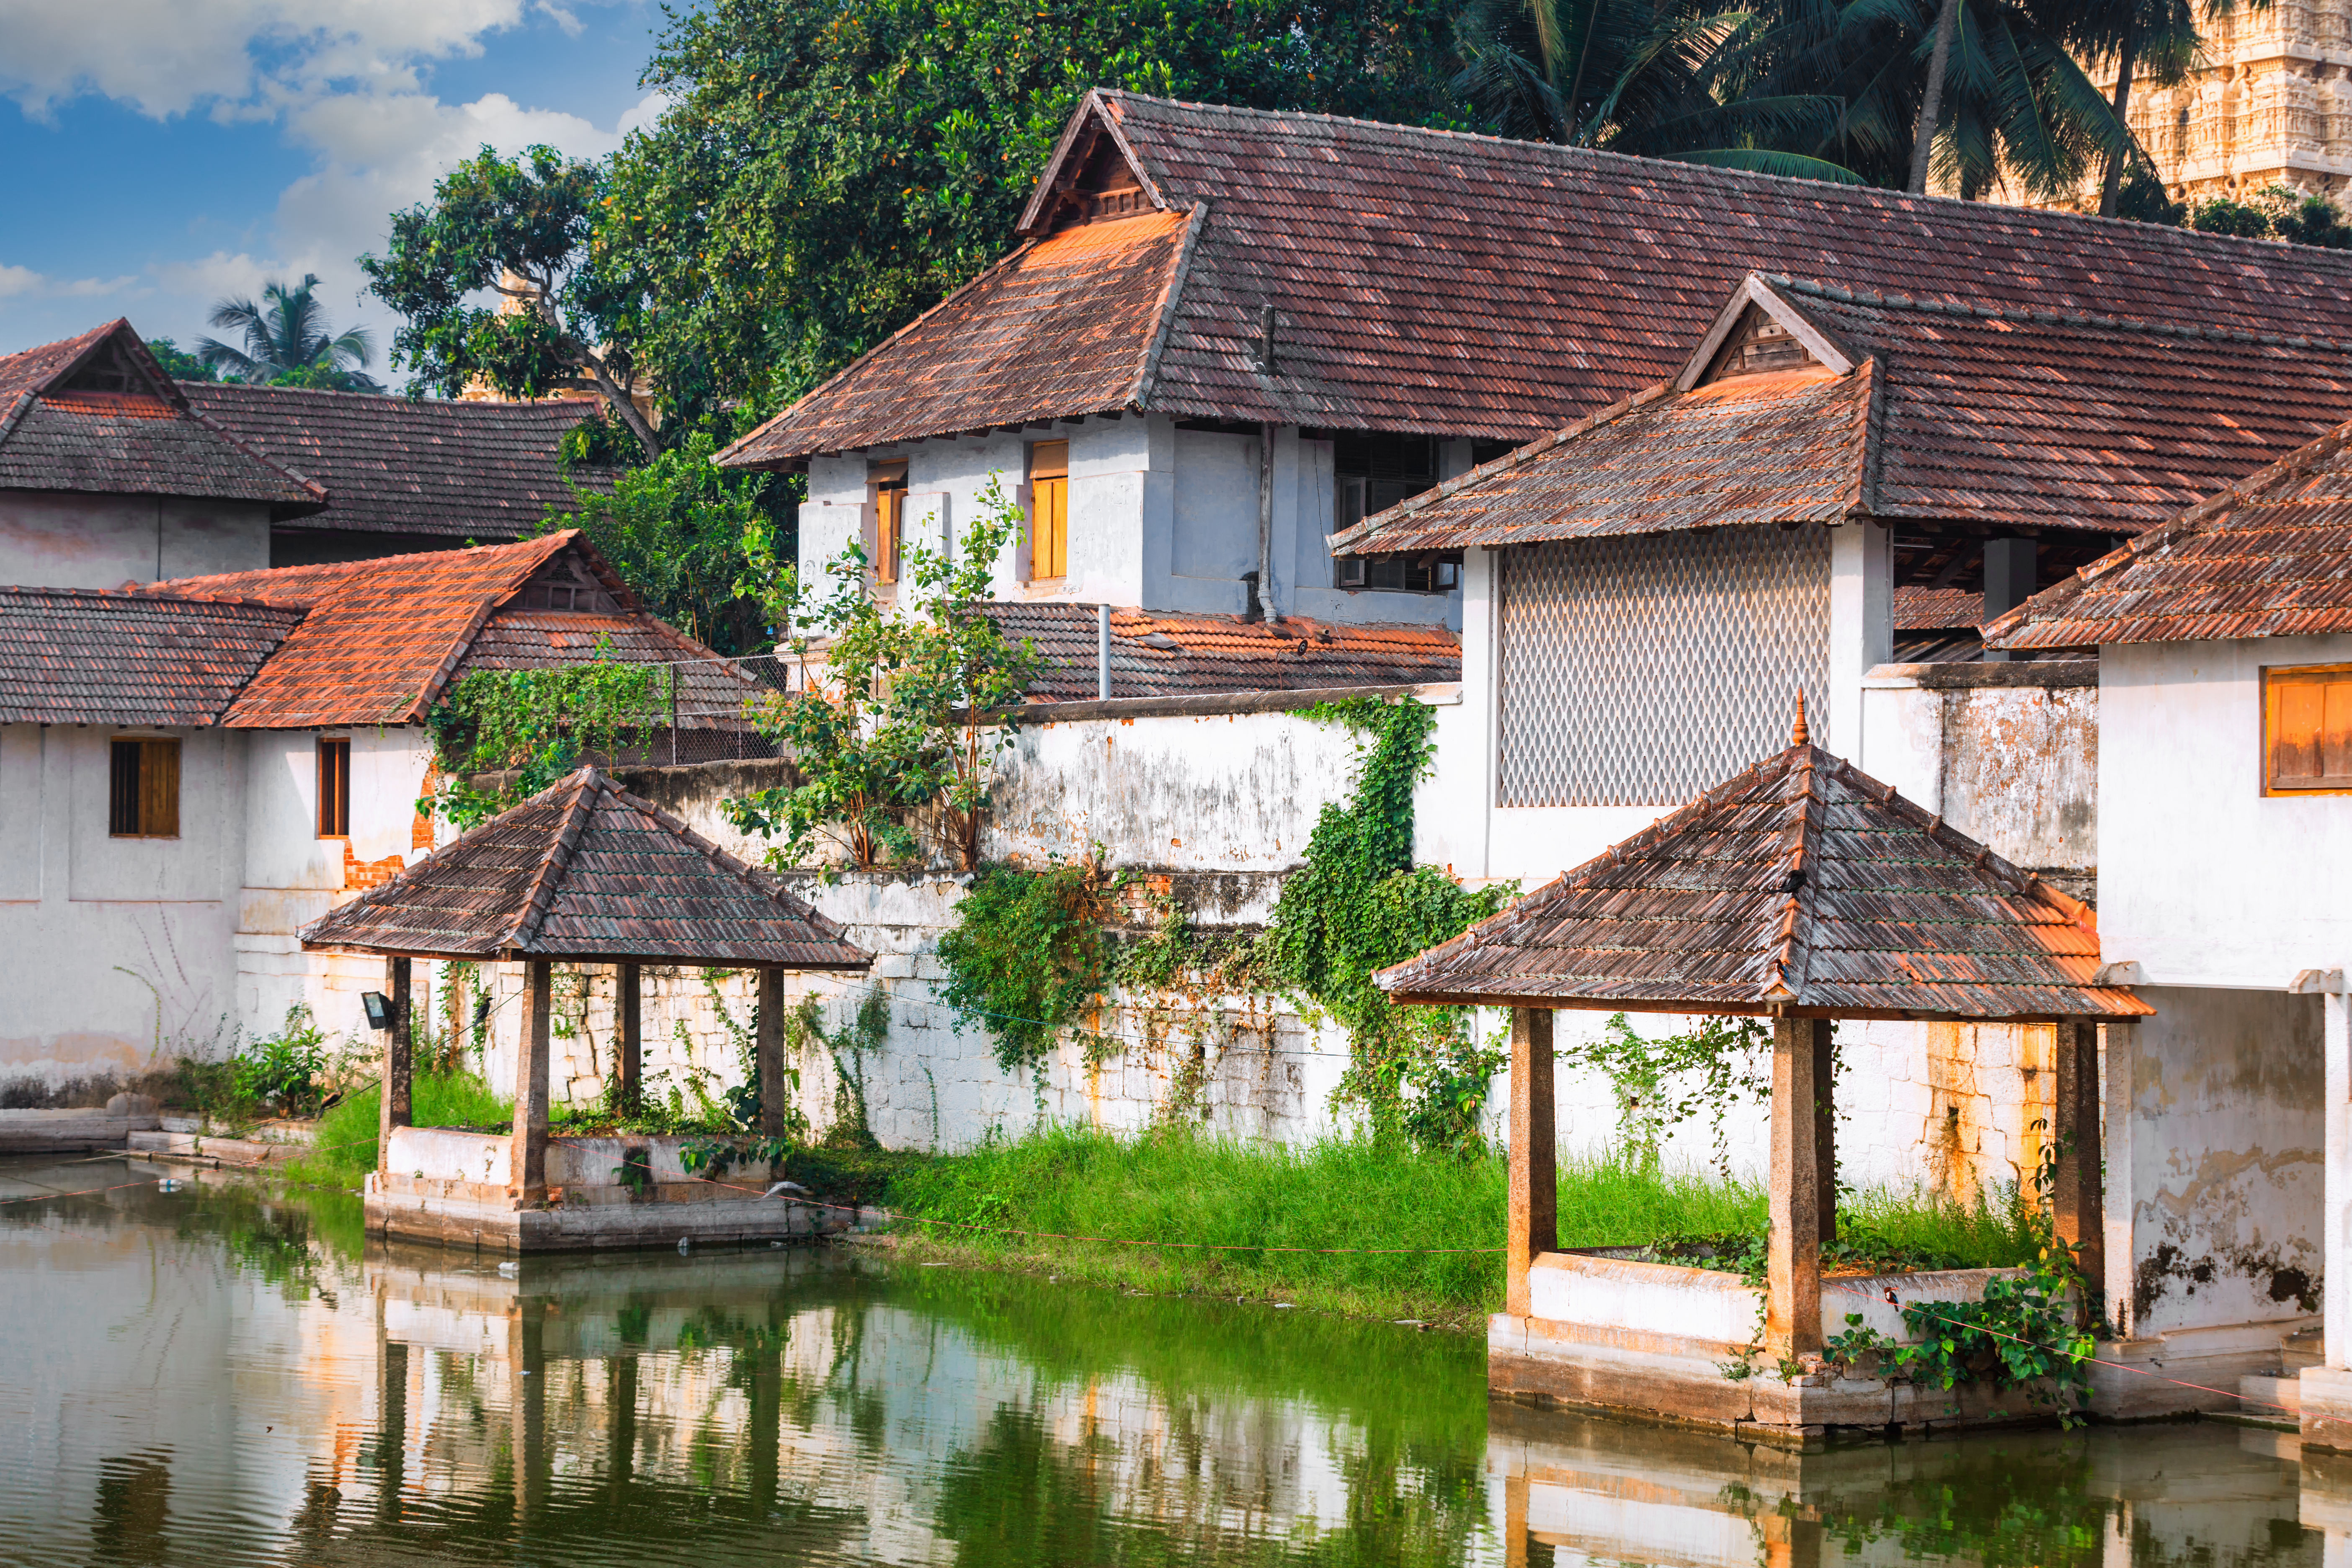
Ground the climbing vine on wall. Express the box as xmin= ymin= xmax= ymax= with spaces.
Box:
xmin=421 ymin=639 xmax=673 ymax=828
xmin=1564 ymin=1013 xmax=1774 ymax=1177
xmin=929 ymin=699 xmax=1511 ymax=1153
xmin=1260 ymin=698 xmax=1514 ymax=1154
xmin=935 ymin=854 xmax=1121 ymax=1073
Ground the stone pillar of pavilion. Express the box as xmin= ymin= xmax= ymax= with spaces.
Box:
xmin=1373 ymin=704 xmax=2150 ymax=1376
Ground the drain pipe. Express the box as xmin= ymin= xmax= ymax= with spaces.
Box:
xmin=1097 ymin=603 xmax=1111 ymax=700
xmin=1255 ymin=420 xmax=1275 ymax=622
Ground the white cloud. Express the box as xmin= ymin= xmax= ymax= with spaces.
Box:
xmin=0 ymin=264 xmax=141 ymax=300
xmin=0 ymin=0 xmax=529 ymax=119
xmin=0 ymin=1 xmax=663 ymax=377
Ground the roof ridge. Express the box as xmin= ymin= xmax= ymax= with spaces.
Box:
xmin=715 ymin=234 xmax=1047 ymax=466
xmin=1762 ymin=271 xmax=2350 ymax=354
xmin=1101 ymin=90 xmax=2352 ymax=270
xmin=1129 ymin=200 xmax=1209 ymax=409
xmin=506 ymin=768 xmax=603 ymax=952
xmin=1759 ymin=745 xmax=1821 ymax=1003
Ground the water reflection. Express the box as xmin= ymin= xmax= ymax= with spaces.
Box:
xmin=0 ymin=1155 xmax=2339 ymax=1568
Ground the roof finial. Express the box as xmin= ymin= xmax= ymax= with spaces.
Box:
xmin=1791 ymin=690 xmax=1810 ymax=747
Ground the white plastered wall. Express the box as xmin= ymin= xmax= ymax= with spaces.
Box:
xmin=0 ymin=724 xmax=248 ymax=1088
xmin=0 ymin=491 xmax=271 ymax=588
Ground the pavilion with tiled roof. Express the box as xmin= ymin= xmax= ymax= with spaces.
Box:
xmin=1380 ymin=703 xmax=2144 ymax=1424
xmin=304 ymin=766 xmax=867 ymax=1212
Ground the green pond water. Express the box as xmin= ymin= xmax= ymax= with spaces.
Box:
xmin=0 ymin=1154 xmax=2339 ymax=1568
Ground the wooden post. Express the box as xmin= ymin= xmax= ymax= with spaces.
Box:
xmin=1503 ymin=1472 xmax=1530 ymax=1568
xmin=1506 ymin=1005 xmax=1557 ymax=1319
xmin=756 ymin=967 xmax=786 ymax=1140
xmin=1813 ymin=1020 xmax=1836 ymax=1245
xmin=379 ymin=956 xmax=413 ymax=1173
xmin=512 ymin=960 xmax=553 ymax=1202
xmin=2052 ymin=1017 xmax=2105 ymax=1322
xmin=616 ymin=962 xmax=642 ymax=1115
xmin=376 ymin=1337 xmax=408 ymax=1527
xmin=1768 ymin=1016 xmax=1826 ymax=1356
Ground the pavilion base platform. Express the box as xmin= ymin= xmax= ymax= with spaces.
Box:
xmin=1489 ymin=1250 xmax=2257 ymax=1444
xmin=363 ymin=1126 xmax=875 ymax=1254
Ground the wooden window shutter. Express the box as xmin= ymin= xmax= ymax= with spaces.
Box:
xmin=872 ymin=460 xmax=908 ymax=585
xmin=318 ymin=738 xmax=351 ymax=836
xmin=141 ymin=740 xmax=179 ymax=839
xmin=1030 ymin=440 xmax=1069 ymax=580
xmin=2266 ymin=665 xmax=2352 ymax=791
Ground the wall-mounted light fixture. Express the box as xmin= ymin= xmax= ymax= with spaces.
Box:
xmin=362 ymin=992 xmax=395 ymax=1030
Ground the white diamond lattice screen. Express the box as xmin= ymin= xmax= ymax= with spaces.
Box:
xmin=1497 ymin=527 xmax=1832 ymax=807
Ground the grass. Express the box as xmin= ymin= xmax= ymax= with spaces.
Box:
xmin=281 ymin=1068 xmax=511 ymax=1190
xmin=872 ymin=1128 xmax=2048 ymax=1329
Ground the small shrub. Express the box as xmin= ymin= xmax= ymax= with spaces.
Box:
xmin=232 ymin=1006 xmax=330 ymax=1116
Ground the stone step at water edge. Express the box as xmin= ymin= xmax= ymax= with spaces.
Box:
xmin=2240 ymin=1375 xmax=2303 ymax=1419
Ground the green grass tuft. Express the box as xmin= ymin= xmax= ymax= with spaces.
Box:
xmin=876 ymin=1128 xmax=2047 ymax=1328
xmin=283 ymin=1069 xmax=511 ymax=1191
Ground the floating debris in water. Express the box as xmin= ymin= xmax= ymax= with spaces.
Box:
xmin=677 ymin=1237 xmax=691 ymax=1253
xmin=155 ymin=1179 xmax=183 ymax=1193
xmin=496 ymin=1260 xmax=519 ymax=1277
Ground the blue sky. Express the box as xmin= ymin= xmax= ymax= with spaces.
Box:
xmin=0 ymin=0 xmax=673 ymax=381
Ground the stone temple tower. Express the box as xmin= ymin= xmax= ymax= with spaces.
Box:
xmin=2097 ymin=0 xmax=2352 ymax=205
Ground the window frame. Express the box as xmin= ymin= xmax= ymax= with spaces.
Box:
xmin=1029 ymin=439 xmax=1070 ymax=582
xmin=107 ymin=736 xmax=181 ymax=839
xmin=2262 ymin=663 xmax=2352 ymax=796
xmin=317 ymin=737 xmax=352 ymax=838
xmin=870 ymin=459 xmax=908 ymax=586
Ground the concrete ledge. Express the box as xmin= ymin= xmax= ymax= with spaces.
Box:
xmin=2301 ymin=1367 xmax=2352 ymax=1451
xmin=1003 ymin=680 xmax=1464 ymax=725
xmin=1863 ymin=659 xmax=2097 ymax=690
xmin=362 ymin=1171 xmax=855 ymax=1253
xmin=0 ymin=1109 xmax=159 ymax=1153
xmin=127 ymin=1130 xmax=307 ymax=1168
xmin=1489 ymin=1313 xmax=2051 ymax=1445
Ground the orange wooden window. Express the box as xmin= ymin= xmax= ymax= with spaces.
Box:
xmin=1030 ymin=440 xmax=1069 ymax=580
xmin=318 ymin=738 xmax=351 ymax=836
xmin=108 ymin=738 xmax=180 ymax=838
xmin=2266 ymin=665 xmax=2352 ymax=792
xmin=872 ymin=460 xmax=908 ymax=585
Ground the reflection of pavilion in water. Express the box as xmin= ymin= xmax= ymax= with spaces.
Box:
xmin=1491 ymin=1401 xmax=2324 ymax=1568
xmin=325 ymin=1242 xmax=1486 ymax=1564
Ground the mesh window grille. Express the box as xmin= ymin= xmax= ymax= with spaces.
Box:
xmin=1497 ymin=527 xmax=1832 ymax=807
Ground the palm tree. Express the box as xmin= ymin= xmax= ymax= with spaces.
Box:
xmin=196 ymin=274 xmax=382 ymax=392
xmin=1456 ymin=0 xmax=2139 ymax=201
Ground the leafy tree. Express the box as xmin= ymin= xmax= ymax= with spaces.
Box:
xmin=361 ymin=146 xmax=663 ymax=455
xmin=535 ymin=431 xmax=774 ymax=655
xmin=196 ymin=274 xmax=382 ymax=391
xmin=144 ymin=338 xmax=217 ymax=383
xmin=2187 ymin=181 xmax=2352 ymax=246
xmin=605 ymin=0 xmax=1465 ymax=420
xmin=725 ymin=477 xmax=1040 ymax=869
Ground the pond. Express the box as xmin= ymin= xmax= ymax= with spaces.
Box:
xmin=0 ymin=1153 xmax=2337 ymax=1568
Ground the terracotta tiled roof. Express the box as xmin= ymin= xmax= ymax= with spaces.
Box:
xmin=1779 ymin=278 xmax=2352 ymax=531
xmin=184 ymin=382 xmax=609 ymax=539
xmin=1376 ymin=728 xmax=2149 ymax=1021
xmin=1986 ymin=420 xmax=2352 ymax=650
xmin=1333 ymin=273 xmax=2352 ymax=556
xmin=301 ymin=766 xmax=869 ymax=967
xmin=976 ymin=601 xmax=1460 ymax=702
xmin=147 ymin=532 xmax=759 ymax=729
xmin=1328 ymin=366 xmax=1870 ymax=555
xmin=0 ymin=321 xmax=324 ymax=508
xmin=720 ymin=211 xmax=1193 ymax=463
xmin=0 ymin=586 xmax=304 ymax=724
xmin=1894 ymin=587 xmax=1983 ymax=630
xmin=721 ymin=91 xmax=2352 ymax=468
